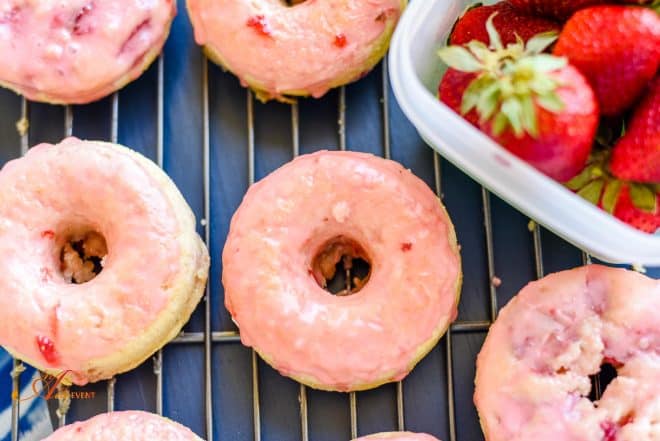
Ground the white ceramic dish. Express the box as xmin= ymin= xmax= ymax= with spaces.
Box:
xmin=389 ymin=0 xmax=660 ymax=265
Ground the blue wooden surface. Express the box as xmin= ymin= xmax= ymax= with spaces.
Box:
xmin=0 ymin=1 xmax=658 ymax=440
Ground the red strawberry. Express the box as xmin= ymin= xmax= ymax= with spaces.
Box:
xmin=553 ymin=6 xmax=660 ymax=116
xmin=438 ymin=15 xmax=598 ymax=182
xmin=438 ymin=69 xmax=479 ymax=126
xmin=508 ymin=0 xmax=608 ymax=20
xmin=567 ymin=151 xmax=660 ymax=233
xmin=612 ymin=184 xmax=660 ymax=233
xmin=481 ymin=65 xmax=598 ymax=181
xmin=609 ymin=77 xmax=660 ymax=183
xmin=449 ymin=2 xmax=560 ymax=46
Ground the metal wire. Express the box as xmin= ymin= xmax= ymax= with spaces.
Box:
xmin=380 ymin=61 xmax=405 ymax=432
xmin=153 ymin=54 xmax=165 ymax=415
xmin=434 ymin=153 xmax=457 ymax=441
xmin=103 ymin=91 xmax=119 ymax=414
xmin=10 ymin=97 xmax=30 ymax=441
xmin=246 ymin=90 xmax=261 ymax=441
xmin=52 ymin=101 xmax=77 ymax=426
xmin=201 ymin=55 xmax=214 ymax=441
xmin=106 ymin=378 xmax=116 ymax=412
xmin=336 ymin=84 xmax=360 ymax=439
xmin=339 ymin=86 xmax=347 ymax=152
xmin=290 ymin=101 xmax=309 ymax=441
xmin=20 ymin=98 xmax=28 ymax=155
xmin=532 ymin=225 xmax=544 ymax=280
xmin=381 ymin=59 xmax=391 ymax=161
xmin=11 ymin=359 xmax=21 ymax=441
xmin=482 ymin=190 xmax=498 ymax=321
xmin=64 ymin=106 xmax=73 ymax=138
xmin=349 ymin=392 xmax=358 ymax=439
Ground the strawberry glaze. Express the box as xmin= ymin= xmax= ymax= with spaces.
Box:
xmin=43 ymin=410 xmax=202 ymax=440
xmin=354 ymin=432 xmax=441 ymax=441
xmin=186 ymin=0 xmax=404 ymax=99
xmin=475 ymin=265 xmax=660 ymax=441
xmin=0 ymin=0 xmax=175 ymax=103
xmin=0 ymin=138 xmax=183 ymax=384
xmin=223 ymin=151 xmax=461 ymax=391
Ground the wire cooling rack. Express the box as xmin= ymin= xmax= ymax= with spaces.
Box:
xmin=1 ymin=1 xmax=658 ymax=440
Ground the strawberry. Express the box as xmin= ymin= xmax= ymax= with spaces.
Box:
xmin=508 ymin=0 xmax=607 ymax=20
xmin=449 ymin=2 xmax=560 ymax=46
xmin=567 ymin=151 xmax=660 ymax=233
xmin=609 ymin=77 xmax=660 ymax=183
xmin=612 ymin=184 xmax=660 ymax=233
xmin=553 ymin=6 xmax=660 ymax=116
xmin=438 ymin=14 xmax=598 ymax=182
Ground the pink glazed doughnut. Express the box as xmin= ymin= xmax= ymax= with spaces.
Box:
xmin=0 ymin=138 xmax=209 ymax=385
xmin=475 ymin=265 xmax=660 ymax=441
xmin=354 ymin=432 xmax=441 ymax=441
xmin=223 ymin=151 xmax=461 ymax=392
xmin=186 ymin=0 xmax=406 ymax=102
xmin=43 ymin=410 xmax=202 ymax=440
xmin=0 ymin=0 xmax=175 ymax=104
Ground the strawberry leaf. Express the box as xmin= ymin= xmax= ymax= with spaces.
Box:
xmin=501 ymin=97 xmax=524 ymax=137
xmin=524 ymin=54 xmax=567 ymax=73
xmin=492 ymin=112 xmax=509 ymax=136
xmin=475 ymin=81 xmax=501 ymax=120
xmin=602 ymin=180 xmax=622 ymax=214
xmin=577 ymin=179 xmax=605 ymax=205
xmin=461 ymin=77 xmax=487 ymax=114
xmin=566 ymin=166 xmax=594 ymax=191
xmin=466 ymin=40 xmax=491 ymax=61
xmin=438 ymin=46 xmax=483 ymax=72
xmin=520 ymin=94 xmax=538 ymax=138
xmin=529 ymin=76 xmax=557 ymax=95
xmin=652 ymin=0 xmax=660 ymax=13
xmin=485 ymin=12 xmax=503 ymax=50
xmin=536 ymin=91 xmax=564 ymax=113
xmin=630 ymin=184 xmax=657 ymax=213
xmin=525 ymin=31 xmax=559 ymax=55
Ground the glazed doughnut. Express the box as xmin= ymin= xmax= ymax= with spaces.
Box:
xmin=354 ymin=432 xmax=441 ymax=441
xmin=475 ymin=265 xmax=660 ymax=440
xmin=187 ymin=0 xmax=405 ymax=101
xmin=0 ymin=0 xmax=175 ymax=104
xmin=0 ymin=137 xmax=209 ymax=385
xmin=223 ymin=151 xmax=461 ymax=391
xmin=42 ymin=410 xmax=202 ymax=440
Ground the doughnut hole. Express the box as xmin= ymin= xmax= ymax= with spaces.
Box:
xmin=589 ymin=362 xmax=618 ymax=401
xmin=285 ymin=0 xmax=307 ymax=5
xmin=311 ymin=236 xmax=371 ymax=296
xmin=58 ymin=229 xmax=107 ymax=284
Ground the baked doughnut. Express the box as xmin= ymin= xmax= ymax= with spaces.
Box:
xmin=223 ymin=151 xmax=461 ymax=391
xmin=42 ymin=410 xmax=202 ymax=440
xmin=475 ymin=265 xmax=660 ymax=440
xmin=354 ymin=432 xmax=441 ymax=441
xmin=0 ymin=0 xmax=175 ymax=104
xmin=187 ymin=0 xmax=406 ymax=101
xmin=0 ymin=137 xmax=209 ymax=385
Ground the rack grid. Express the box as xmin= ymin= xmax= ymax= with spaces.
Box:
xmin=2 ymin=2 xmax=658 ymax=440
